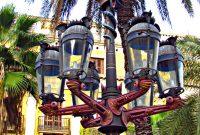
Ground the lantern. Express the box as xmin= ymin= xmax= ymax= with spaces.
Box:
xmin=35 ymin=45 xmax=64 ymax=104
xmin=157 ymin=37 xmax=184 ymax=98
xmin=60 ymin=24 xmax=94 ymax=80
xmin=72 ymin=61 xmax=100 ymax=117
xmin=126 ymin=12 xmax=160 ymax=79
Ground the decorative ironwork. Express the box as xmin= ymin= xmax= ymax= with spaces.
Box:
xmin=37 ymin=0 xmax=185 ymax=134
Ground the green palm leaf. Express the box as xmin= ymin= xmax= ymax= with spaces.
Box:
xmin=0 ymin=4 xmax=15 ymax=30
xmin=15 ymin=32 xmax=48 ymax=49
xmin=4 ymin=72 xmax=28 ymax=96
xmin=158 ymin=95 xmax=197 ymax=135
xmin=14 ymin=15 xmax=39 ymax=32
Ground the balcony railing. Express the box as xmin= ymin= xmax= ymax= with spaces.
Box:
xmin=38 ymin=116 xmax=70 ymax=134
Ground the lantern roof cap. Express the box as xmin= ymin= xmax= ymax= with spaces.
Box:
xmin=129 ymin=11 xmax=160 ymax=32
xmin=160 ymin=36 xmax=177 ymax=46
xmin=62 ymin=24 xmax=94 ymax=41
xmin=35 ymin=49 xmax=59 ymax=69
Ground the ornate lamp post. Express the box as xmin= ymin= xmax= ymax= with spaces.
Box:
xmin=37 ymin=0 xmax=184 ymax=135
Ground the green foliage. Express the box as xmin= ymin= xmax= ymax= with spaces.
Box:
xmin=80 ymin=127 xmax=103 ymax=135
xmin=177 ymin=36 xmax=200 ymax=90
xmin=0 ymin=4 xmax=15 ymax=30
xmin=158 ymin=95 xmax=198 ymax=135
xmin=127 ymin=122 xmax=136 ymax=133
xmin=0 ymin=4 xmax=47 ymax=98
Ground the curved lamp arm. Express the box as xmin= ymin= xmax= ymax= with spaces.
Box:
xmin=81 ymin=117 xmax=101 ymax=128
xmin=107 ymin=79 xmax=153 ymax=115
xmin=122 ymin=97 xmax=184 ymax=124
xmin=39 ymin=102 xmax=96 ymax=116
xmin=66 ymin=80 xmax=113 ymax=126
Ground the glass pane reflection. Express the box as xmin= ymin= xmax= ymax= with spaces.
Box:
xmin=158 ymin=59 xmax=179 ymax=90
xmin=128 ymin=37 xmax=159 ymax=74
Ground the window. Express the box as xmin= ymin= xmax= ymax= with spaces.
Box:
xmin=90 ymin=57 xmax=104 ymax=74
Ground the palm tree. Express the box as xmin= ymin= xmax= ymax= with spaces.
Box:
xmin=0 ymin=4 xmax=48 ymax=134
xmin=156 ymin=36 xmax=200 ymax=135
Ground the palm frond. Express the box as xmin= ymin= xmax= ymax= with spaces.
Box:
xmin=86 ymin=0 xmax=95 ymax=17
xmin=24 ymin=74 xmax=38 ymax=100
xmin=40 ymin=0 xmax=54 ymax=18
xmin=196 ymin=97 xmax=200 ymax=135
xmin=61 ymin=0 xmax=78 ymax=18
xmin=156 ymin=0 xmax=171 ymax=24
xmin=184 ymin=60 xmax=200 ymax=87
xmin=14 ymin=15 xmax=39 ymax=33
xmin=15 ymin=32 xmax=48 ymax=49
xmin=91 ymin=2 xmax=102 ymax=28
xmin=0 ymin=46 xmax=13 ymax=62
xmin=25 ymin=0 xmax=35 ymax=4
xmin=181 ymin=0 xmax=194 ymax=16
xmin=133 ymin=0 xmax=146 ymax=16
xmin=177 ymin=36 xmax=200 ymax=90
xmin=158 ymin=95 xmax=197 ymax=135
xmin=4 ymin=72 xmax=29 ymax=96
xmin=0 ymin=4 xmax=15 ymax=30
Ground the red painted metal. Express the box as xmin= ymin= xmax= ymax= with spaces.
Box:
xmin=107 ymin=80 xmax=152 ymax=115
xmin=81 ymin=117 xmax=101 ymax=128
xmin=123 ymin=97 xmax=184 ymax=123
xmin=39 ymin=79 xmax=184 ymax=129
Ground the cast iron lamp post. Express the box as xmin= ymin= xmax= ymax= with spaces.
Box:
xmin=37 ymin=0 xmax=184 ymax=134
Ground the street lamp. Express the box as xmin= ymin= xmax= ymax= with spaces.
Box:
xmin=35 ymin=43 xmax=64 ymax=104
xmin=157 ymin=37 xmax=184 ymax=98
xmin=37 ymin=1 xmax=184 ymax=135
xmin=72 ymin=61 xmax=100 ymax=108
xmin=126 ymin=12 xmax=160 ymax=79
xmin=60 ymin=22 xmax=94 ymax=80
xmin=83 ymin=61 xmax=100 ymax=99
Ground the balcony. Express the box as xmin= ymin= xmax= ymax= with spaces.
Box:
xmin=38 ymin=116 xmax=71 ymax=135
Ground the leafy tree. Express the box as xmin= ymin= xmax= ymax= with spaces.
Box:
xmin=157 ymin=36 xmax=200 ymax=135
xmin=0 ymin=4 xmax=48 ymax=134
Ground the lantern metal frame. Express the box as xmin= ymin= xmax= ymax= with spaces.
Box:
xmin=126 ymin=12 xmax=161 ymax=80
xmin=157 ymin=37 xmax=184 ymax=98
xmin=37 ymin=1 xmax=185 ymax=134
xmin=36 ymin=43 xmax=65 ymax=104
xmin=59 ymin=23 xmax=94 ymax=80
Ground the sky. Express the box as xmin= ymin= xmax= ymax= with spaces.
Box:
xmin=1 ymin=0 xmax=200 ymax=37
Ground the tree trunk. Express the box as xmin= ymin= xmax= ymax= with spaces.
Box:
xmin=116 ymin=1 xmax=153 ymax=134
xmin=134 ymin=117 xmax=153 ymax=135
xmin=0 ymin=62 xmax=5 ymax=134
xmin=116 ymin=0 xmax=135 ymax=72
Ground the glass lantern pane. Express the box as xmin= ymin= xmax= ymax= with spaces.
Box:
xmin=36 ymin=70 xmax=42 ymax=96
xmin=178 ymin=60 xmax=184 ymax=88
xmin=83 ymin=43 xmax=93 ymax=75
xmin=158 ymin=59 xmax=178 ymax=91
xmin=44 ymin=76 xmax=61 ymax=97
xmin=36 ymin=65 xmax=61 ymax=97
xmin=129 ymin=88 xmax=152 ymax=107
xmin=128 ymin=37 xmax=159 ymax=75
xmin=62 ymin=39 xmax=92 ymax=77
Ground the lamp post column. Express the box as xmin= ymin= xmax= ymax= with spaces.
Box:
xmin=102 ymin=1 xmax=119 ymax=99
xmin=98 ymin=0 xmax=126 ymax=134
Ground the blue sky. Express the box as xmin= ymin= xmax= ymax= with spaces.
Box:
xmin=1 ymin=0 xmax=200 ymax=37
